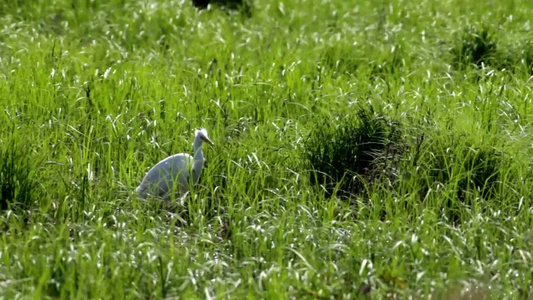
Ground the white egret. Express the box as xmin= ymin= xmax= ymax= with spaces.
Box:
xmin=136 ymin=128 xmax=214 ymax=200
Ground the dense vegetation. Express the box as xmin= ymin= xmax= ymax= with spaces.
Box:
xmin=1 ymin=0 xmax=533 ymax=298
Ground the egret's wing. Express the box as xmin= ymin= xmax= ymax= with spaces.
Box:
xmin=163 ymin=153 xmax=193 ymax=190
xmin=138 ymin=153 xmax=192 ymax=199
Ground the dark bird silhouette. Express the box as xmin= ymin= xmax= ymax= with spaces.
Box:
xmin=192 ymin=0 xmax=251 ymax=15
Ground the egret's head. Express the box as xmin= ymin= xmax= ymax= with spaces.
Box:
xmin=195 ymin=128 xmax=214 ymax=146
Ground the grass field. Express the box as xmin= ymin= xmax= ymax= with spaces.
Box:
xmin=1 ymin=0 xmax=533 ymax=298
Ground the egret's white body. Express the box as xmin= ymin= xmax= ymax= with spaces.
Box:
xmin=136 ymin=129 xmax=214 ymax=200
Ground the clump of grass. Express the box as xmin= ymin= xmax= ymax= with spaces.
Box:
xmin=450 ymin=26 xmax=533 ymax=74
xmin=320 ymin=44 xmax=360 ymax=74
xmin=452 ymin=26 xmax=501 ymax=69
xmin=303 ymin=107 xmax=401 ymax=197
xmin=429 ymin=145 xmax=501 ymax=196
xmin=369 ymin=43 xmax=406 ymax=79
xmin=520 ymin=41 xmax=533 ymax=75
xmin=416 ymin=136 xmax=504 ymax=223
xmin=0 ymin=143 xmax=40 ymax=213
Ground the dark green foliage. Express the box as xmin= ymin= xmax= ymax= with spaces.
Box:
xmin=451 ymin=26 xmax=533 ymax=74
xmin=458 ymin=147 xmax=501 ymax=200
xmin=370 ymin=44 xmax=406 ymax=79
xmin=0 ymin=144 xmax=40 ymax=212
xmin=192 ymin=0 xmax=242 ymax=8
xmin=321 ymin=45 xmax=360 ymax=74
xmin=303 ymin=107 xmax=399 ymax=197
xmin=430 ymin=146 xmax=500 ymax=194
xmin=192 ymin=0 xmax=252 ymax=16
xmin=521 ymin=41 xmax=533 ymax=75
xmin=452 ymin=26 xmax=499 ymax=68
xmin=421 ymin=141 xmax=503 ymax=223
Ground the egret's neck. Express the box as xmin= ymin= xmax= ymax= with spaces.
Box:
xmin=192 ymin=138 xmax=205 ymax=184
xmin=193 ymin=138 xmax=204 ymax=162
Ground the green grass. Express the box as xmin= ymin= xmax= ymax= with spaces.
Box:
xmin=1 ymin=0 xmax=533 ymax=298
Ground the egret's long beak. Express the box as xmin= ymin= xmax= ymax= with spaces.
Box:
xmin=202 ymin=136 xmax=215 ymax=147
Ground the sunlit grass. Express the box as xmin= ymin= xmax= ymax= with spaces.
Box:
xmin=0 ymin=0 xmax=533 ymax=298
